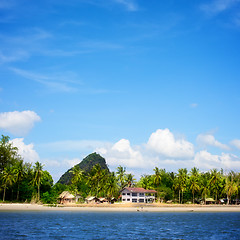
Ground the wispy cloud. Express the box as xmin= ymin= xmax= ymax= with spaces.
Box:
xmin=0 ymin=0 xmax=16 ymax=9
xmin=10 ymin=68 xmax=80 ymax=93
xmin=200 ymin=0 xmax=240 ymax=15
xmin=114 ymin=0 xmax=138 ymax=11
xmin=9 ymin=67 xmax=110 ymax=94
xmin=41 ymin=49 xmax=92 ymax=57
xmin=233 ymin=13 xmax=240 ymax=26
xmin=196 ymin=133 xmax=230 ymax=150
xmin=0 ymin=50 xmax=29 ymax=64
xmin=78 ymin=40 xmax=123 ymax=50
xmin=0 ymin=28 xmax=52 ymax=63
xmin=190 ymin=103 xmax=198 ymax=108
xmin=70 ymin=0 xmax=139 ymax=12
xmin=59 ymin=20 xmax=86 ymax=27
xmin=231 ymin=139 xmax=240 ymax=149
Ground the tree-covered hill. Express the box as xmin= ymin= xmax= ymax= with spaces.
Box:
xmin=57 ymin=152 xmax=109 ymax=185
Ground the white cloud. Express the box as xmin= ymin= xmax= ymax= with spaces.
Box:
xmin=0 ymin=110 xmax=41 ymax=136
xmin=97 ymin=139 xmax=147 ymax=169
xmin=197 ymin=134 xmax=230 ymax=150
xmin=200 ymin=0 xmax=240 ymax=15
xmin=36 ymin=129 xmax=240 ymax=182
xmin=194 ymin=150 xmax=240 ymax=170
xmin=147 ymin=129 xmax=194 ymax=158
xmin=10 ymin=138 xmax=40 ymax=163
xmin=231 ymin=139 xmax=240 ymax=149
xmin=95 ymin=129 xmax=195 ymax=172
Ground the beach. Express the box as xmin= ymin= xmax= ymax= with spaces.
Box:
xmin=1 ymin=203 xmax=240 ymax=212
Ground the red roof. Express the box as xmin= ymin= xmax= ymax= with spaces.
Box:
xmin=121 ymin=187 xmax=157 ymax=193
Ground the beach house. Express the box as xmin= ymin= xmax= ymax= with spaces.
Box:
xmin=58 ymin=191 xmax=81 ymax=204
xmin=120 ymin=187 xmax=157 ymax=203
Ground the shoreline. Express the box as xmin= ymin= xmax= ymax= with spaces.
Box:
xmin=0 ymin=203 xmax=240 ymax=212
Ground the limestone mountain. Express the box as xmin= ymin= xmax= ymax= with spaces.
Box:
xmin=57 ymin=152 xmax=109 ymax=185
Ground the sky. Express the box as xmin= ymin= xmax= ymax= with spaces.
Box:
xmin=0 ymin=0 xmax=240 ymax=182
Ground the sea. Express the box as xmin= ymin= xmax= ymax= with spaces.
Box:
xmin=0 ymin=211 xmax=239 ymax=239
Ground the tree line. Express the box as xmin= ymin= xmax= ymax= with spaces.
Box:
xmin=0 ymin=135 xmax=239 ymax=204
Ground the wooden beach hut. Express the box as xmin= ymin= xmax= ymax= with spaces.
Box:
xmin=85 ymin=196 xmax=99 ymax=204
xmin=99 ymin=197 xmax=108 ymax=203
xmin=58 ymin=191 xmax=80 ymax=204
xmin=205 ymin=198 xmax=216 ymax=204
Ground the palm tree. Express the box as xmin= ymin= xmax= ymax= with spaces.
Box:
xmin=71 ymin=165 xmax=84 ymax=185
xmin=200 ymin=172 xmax=210 ymax=204
xmin=189 ymin=167 xmax=200 ymax=204
xmin=13 ymin=160 xmax=25 ymax=201
xmin=173 ymin=176 xmax=183 ymax=204
xmin=139 ymin=174 xmax=152 ymax=189
xmin=125 ymin=173 xmax=136 ymax=187
xmin=209 ymin=169 xmax=221 ymax=202
xmin=90 ymin=164 xmax=104 ymax=197
xmin=105 ymin=172 xmax=118 ymax=199
xmin=0 ymin=135 xmax=18 ymax=172
xmin=116 ymin=165 xmax=126 ymax=189
xmin=33 ymin=161 xmax=44 ymax=202
xmin=153 ymin=167 xmax=161 ymax=187
xmin=2 ymin=165 xmax=15 ymax=202
xmin=225 ymin=171 xmax=238 ymax=205
xmin=176 ymin=168 xmax=188 ymax=204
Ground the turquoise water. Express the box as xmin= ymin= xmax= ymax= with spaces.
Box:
xmin=0 ymin=211 xmax=239 ymax=239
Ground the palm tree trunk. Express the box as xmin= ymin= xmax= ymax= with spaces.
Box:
xmin=11 ymin=188 xmax=14 ymax=201
xmin=97 ymin=180 xmax=99 ymax=197
xmin=17 ymin=184 xmax=19 ymax=201
xmin=193 ymin=191 xmax=195 ymax=204
xmin=179 ymin=190 xmax=180 ymax=204
xmin=3 ymin=186 xmax=6 ymax=202
xmin=38 ymin=184 xmax=40 ymax=202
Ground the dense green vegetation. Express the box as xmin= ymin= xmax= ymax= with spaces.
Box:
xmin=0 ymin=135 xmax=240 ymax=204
xmin=0 ymin=135 xmax=53 ymax=203
xmin=57 ymin=152 xmax=109 ymax=185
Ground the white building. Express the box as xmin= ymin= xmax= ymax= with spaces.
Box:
xmin=120 ymin=187 xmax=157 ymax=203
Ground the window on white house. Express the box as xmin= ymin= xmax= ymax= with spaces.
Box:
xmin=127 ymin=193 xmax=130 ymax=196
xmin=122 ymin=193 xmax=126 ymax=195
xmin=132 ymin=193 xmax=137 ymax=196
xmin=127 ymin=199 xmax=130 ymax=201
xmin=123 ymin=199 xmax=126 ymax=201
xmin=132 ymin=199 xmax=137 ymax=203
xmin=139 ymin=199 xmax=144 ymax=203
xmin=139 ymin=193 xmax=144 ymax=197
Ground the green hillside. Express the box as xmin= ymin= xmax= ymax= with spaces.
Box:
xmin=57 ymin=152 xmax=109 ymax=185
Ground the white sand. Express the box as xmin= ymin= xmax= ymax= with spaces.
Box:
xmin=0 ymin=203 xmax=240 ymax=212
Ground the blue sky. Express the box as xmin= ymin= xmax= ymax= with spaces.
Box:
xmin=0 ymin=0 xmax=240 ymax=182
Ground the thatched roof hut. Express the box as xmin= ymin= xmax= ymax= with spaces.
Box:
xmin=99 ymin=197 xmax=108 ymax=203
xmin=205 ymin=198 xmax=216 ymax=204
xmin=85 ymin=196 xmax=99 ymax=204
xmin=59 ymin=191 xmax=78 ymax=204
